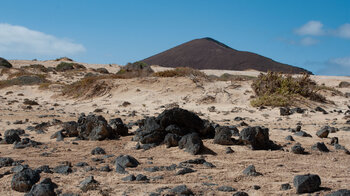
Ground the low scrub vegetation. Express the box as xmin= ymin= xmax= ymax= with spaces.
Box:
xmin=250 ymin=72 xmax=328 ymax=107
xmin=117 ymin=61 xmax=153 ymax=78
xmin=153 ymin=67 xmax=207 ymax=78
xmin=20 ymin=64 xmax=48 ymax=72
xmin=61 ymin=75 xmax=114 ymax=98
xmin=0 ymin=74 xmax=48 ymax=89
xmin=56 ymin=62 xmax=86 ymax=72
xmin=209 ymin=73 xmax=256 ymax=81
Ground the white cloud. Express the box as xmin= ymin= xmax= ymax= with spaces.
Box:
xmin=295 ymin=21 xmax=324 ymax=36
xmin=329 ymin=56 xmax=350 ymax=67
xmin=295 ymin=21 xmax=350 ymax=40
xmin=0 ymin=23 xmax=85 ymax=56
xmin=335 ymin=23 xmax=350 ymax=39
xmin=300 ymin=37 xmax=319 ymax=46
xmin=317 ymin=56 xmax=350 ymax=76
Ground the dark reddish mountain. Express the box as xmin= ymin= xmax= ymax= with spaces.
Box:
xmin=142 ymin=38 xmax=311 ymax=74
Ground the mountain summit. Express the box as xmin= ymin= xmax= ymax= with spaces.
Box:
xmin=142 ymin=38 xmax=311 ymax=74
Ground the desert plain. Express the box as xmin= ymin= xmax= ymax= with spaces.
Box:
xmin=0 ymin=59 xmax=349 ymax=196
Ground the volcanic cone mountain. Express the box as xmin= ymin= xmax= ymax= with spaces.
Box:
xmin=142 ymin=38 xmax=311 ymax=74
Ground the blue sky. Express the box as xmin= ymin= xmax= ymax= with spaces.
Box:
xmin=0 ymin=0 xmax=349 ymax=75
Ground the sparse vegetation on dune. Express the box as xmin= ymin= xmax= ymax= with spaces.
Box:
xmin=0 ymin=74 xmax=48 ymax=89
xmin=116 ymin=61 xmax=154 ymax=78
xmin=153 ymin=67 xmax=207 ymax=78
xmin=250 ymin=72 xmax=331 ymax=107
xmin=20 ymin=64 xmax=49 ymax=73
xmin=61 ymin=75 xmax=115 ymax=98
xmin=55 ymin=62 xmax=86 ymax=72
xmin=55 ymin=57 xmax=73 ymax=61
xmin=209 ymin=73 xmax=256 ymax=81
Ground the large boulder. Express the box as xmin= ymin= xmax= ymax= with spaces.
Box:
xmin=293 ymin=174 xmax=321 ymax=194
xmin=239 ymin=126 xmax=270 ymax=150
xmin=156 ymin=108 xmax=204 ymax=133
xmin=115 ymin=155 xmax=139 ymax=168
xmin=24 ymin=178 xmax=57 ymax=196
xmin=213 ymin=126 xmax=234 ymax=145
xmin=77 ymin=114 xmax=118 ymax=140
xmin=109 ymin=118 xmax=128 ymax=136
xmin=178 ymin=133 xmax=203 ymax=155
xmin=11 ymin=168 xmax=40 ymax=192
xmin=0 ymin=57 xmax=12 ymax=68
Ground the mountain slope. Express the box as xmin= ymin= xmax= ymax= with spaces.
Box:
xmin=142 ymin=38 xmax=311 ymax=74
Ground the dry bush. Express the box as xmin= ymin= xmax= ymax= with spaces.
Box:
xmin=61 ymin=75 xmax=115 ymax=98
xmin=117 ymin=61 xmax=154 ymax=78
xmin=55 ymin=57 xmax=73 ymax=61
xmin=56 ymin=62 xmax=86 ymax=72
xmin=250 ymin=72 xmax=327 ymax=107
xmin=20 ymin=64 xmax=48 ymax=73
xmin=153 ymin=67 xmax=207 ymax=78
xmin=0 ymin=74 xmax=48 ymax=89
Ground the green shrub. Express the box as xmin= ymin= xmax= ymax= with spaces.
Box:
xmin=117 ymin=61 xmax=153 ymax=78
xmin=250 ymin=72 xmax=326 ymax=107
xmin=56 ymin=62 xmax=85 ymax=72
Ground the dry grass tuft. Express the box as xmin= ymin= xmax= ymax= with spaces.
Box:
xmin=61 ymin=75 xmax=115 ymax=98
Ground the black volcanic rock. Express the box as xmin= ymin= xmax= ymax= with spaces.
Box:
xmin=0 ymin=57 xmax=12 ymax=68
xmin=142 ymin=38 xmax=311 ymax=74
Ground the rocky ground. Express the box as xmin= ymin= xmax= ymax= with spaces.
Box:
xmin=0 ymin=59 xmax=350 ymax=196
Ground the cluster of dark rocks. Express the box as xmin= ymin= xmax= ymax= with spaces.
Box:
xmin=9 ymin=165 xmax=58 ymax=195
xmin=132 ymin=108 xmax=280 ymax=154
xmin=0 ymin=129 xmax=41 ymax=149
xmin=280 ymin=106 xmax=333 ymax=116
xmin=51 ymin=113 xmax=129 ymax=141
xmin=132 ymin=108 xmax=214 ymax=154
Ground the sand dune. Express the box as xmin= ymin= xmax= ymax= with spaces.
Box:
xmin=0 ymin=60 xmax=349 ymax=195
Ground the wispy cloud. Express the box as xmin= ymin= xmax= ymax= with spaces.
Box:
xmin=295 ymin=21 xmax=324 ymax=36
xmin=316 ymin=56 xmax=350 ymax=76
xmin=0 ymin=23 xmax=85 ymax=57
xmin=300 ymin=37 xmax=319 ymax=46
xmin=329 ymin=56 xmax=350 ymax=67
xmin=295 ymin=21 xmax=350 ymax=39
xmin=277 ymin=37 xmax=319 ymax=46
xmin=334 ymin=23 xmax=350 ymax=39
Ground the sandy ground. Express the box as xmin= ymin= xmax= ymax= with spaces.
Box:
xmin=0 ymin=60 xmax=350 ymax=195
